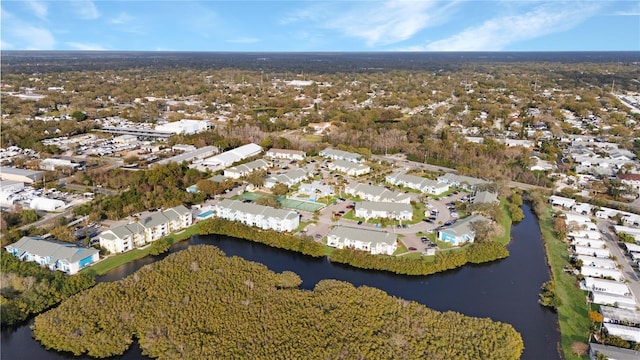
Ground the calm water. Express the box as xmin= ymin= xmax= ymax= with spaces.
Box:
xmin=1 ymin=205 xmax=560 ymax=359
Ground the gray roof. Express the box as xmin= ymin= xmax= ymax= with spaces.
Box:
xmin=440 ymin=214 xmax=489 ymax=238
xmin=356 ymin=201 xmax=412 ymax=213
xmin=266 ymin=168 xmax=308 ymax=185
xmin=320 ymin=147 xmax=362 ymax=162
xmin=157 ymin=145 xmax=219 ymax=165
xmin=226 ymin=159 xmax=269 ymax=174
xmin=331 ymin=159 xmax=369 ymax=171
xmin=600 ymin=305 xmax=640 ymax=325
xmin=218 ymin=199 xmax=298 ymax=221
xmin=438 ymin=173 xmax=488 ymax=187
xmin=386 ymin=172 xmax=443 ymax=189
xmin=589 ymin=343 xmax=640 ymax=360
xmin=346 ymin=182 xmax=410 ymax=203
xmin=140 ymin=212 xmax=170 ymax=228
xmin=5 ymin=236 xmax=98 ymax=265
xmin=474 ymin=190 xmax=499 ymax=204
xmin=328 ymin=226 xmax=396 ymax=247
xmin=0 ymin=166 xmax=44 ymax=181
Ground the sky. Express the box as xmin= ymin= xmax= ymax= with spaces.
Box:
xmin=1 ymin=1 xmax=639 ymax=52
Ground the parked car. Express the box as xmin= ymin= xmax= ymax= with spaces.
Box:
xmin=408 ymin=247 xmax=417 ymax=251
xmin=357 ymin=221 xmax=363 ymax=225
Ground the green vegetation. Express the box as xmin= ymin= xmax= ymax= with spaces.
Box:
xmin=0 ymin=252 xmax=95 ymax=327
xmin=532 ymin=198 xmax=591 ymax=360
xmin=33 ymin=245 xmax=524 ymax=359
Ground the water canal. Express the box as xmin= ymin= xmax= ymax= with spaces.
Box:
xmin=1 ymin=205 xmax=561 ymax=359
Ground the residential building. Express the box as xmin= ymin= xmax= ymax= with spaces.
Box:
xmin=573 ymin=245 xmax=611 ymax=258
xmin=344 ymin=182 xmax=411 ymax=203
xmin=581 ymin=277 xmax=632 ymax=296
xmin=549 ymin=195 xmax=576 ymax=209
xmin=599 ymin=305 xmax=640 ymax=327
xmin=580 ymin=266 xmax=624 ymax=281
xmin=386 ymin=172 xmax=449 ymax=195
xmin=326 ymin=226 xmax=397 ymax=255
xmin=589 ymin=343 xmax=640 ymax=360
xmin=98 ymin=205 xmax=192 ymax=254
xmin=265 ymin=168 xmax=308 ymax=188
xmin=354 ymin=201 xmax=413 ymax=221
xmin=571 ymin=202 xmax=594 ymax=215
xmin=5 ymin=236 xmax=99 ymax=275
xmin=328 ymin=159 xmax=370 ymax=176
xmin=298 ymin=181 xmax=334 ymax=200
xmin=319 ymin=147 xmax=363 ymax=163
xmin=602 ymin=323 xmax=640 ymax=343
xmin=437 ymin=214 xmax=489 ymax=246
xmin=575 ymin=255 xmax=618 ymax=270
xmin=213 ymin=199 xmax=300 ymax=232
xmin=265 ymin=148 xmax=306 ymax=161
xmin=571 ymin=237 xmax=606 ymax=249
xmin=472 ymin=190 xmax=499 ymax=205
xmin=224 ymin=159 xmax=270 ymax=179
xmin=436 ymin=173 xmax=489 ymax=190
xmin=589 ymin=291 xmax=638 ymax=309
xmin=618 ymin=173 xmax=640 ymax=193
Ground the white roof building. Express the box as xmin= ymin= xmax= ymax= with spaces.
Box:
xmin=603 ymin=323 xmax=640 ymax=342
xmin=319 ymin=147 xmax=363 ymax=163
xmin=387 ymin=172 xmax=449 ymax=195
xmin=201 ymin=143 xmax=263 ymax=169
xmin=155 ymin=119 xmax=211 ymax=135
xmin=265 ymin=168 xmax=308 ymax=188
xmin=354 ymin=201 xmax=413 ymax=221
xmin=549 ymin=195 xmax=576 ymax=208
xmin=581 ymin=277 xmax=632 ymax=296
xmin=580 ymin=266 xmax=625 ymax=281
xmin=29 ymin=197 xmax=65 ymax=211
xmin=576 ymin=255 xmax=618 ymax=270
xmin=573 ymin=245 xmax=610 ymax=258
xmin=265 ymin=148 xmax=306 ymax=161
xmin=344 ymin=182 xmax=411 ymax=204
xmin=213 ymin=199 xmax=300 ymax=232
xmin=328 ymin=159 xmax=370 ymax=176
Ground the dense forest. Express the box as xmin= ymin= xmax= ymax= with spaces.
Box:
xmin=0 ymin=251 xmax=95 ymax=327
xmin=32 ymin=245 xmax=524 ymax=359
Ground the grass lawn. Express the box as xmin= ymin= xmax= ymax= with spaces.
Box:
xmin=494 ymin=199 xmax=513 ymax=245
xmin=84 ymin=223 xmax=200 ymax=276
xmin=538 ymin=207 xmax=590 ymax=360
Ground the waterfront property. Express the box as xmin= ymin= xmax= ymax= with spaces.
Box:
xmin=580 ymin=266 xmax=624 ymax=281
xmin=344 ymin=182 xmax=411 ymax=203
xmin=575 ymin=255 xmax=618 ymax=270
xmin=354 ymin=201 xmax=413 ymax=221
xmin=319 ymin=147 xmax=363 ymax=163
xmin=599 ymin=305 xmax=640 ymax=326
xmin=5 ymin=236 xmax=99 ymax=275
xmin=437 ymin=214 xmax=489 ymax=246
xmin=98 ymin=205 xmax=193 ymax=254
xmin=548 ymin=195 xmax=576 ymax=209
xmin=326 ymin=225 xmax=397 ymax=255
xmin=589 ymin=343 xmax=640 ymax=360
xmin=581 ymin=277 xmax=633 ymax=297
xmin=602 ymin=323 xmax=640 ymax=343
xmin=213 ymin=199 xmax=300 ymax=232
xmin=327 ymin=159 xmax=370 ymax=176
xmin=386 ymin=172 xmax=449 ymax=195
xmin=572 ymin=245 xmax=611 ymax=258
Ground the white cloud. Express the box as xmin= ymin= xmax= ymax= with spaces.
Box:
xmin=11 ymin=25 xmax=55 ymax=50
xmin=283 ymin=1 xmax=455 ymax=47
xmin=26 ymin=0 xmax=47 ymax=20
xmin=614 ymin=3 xmax=640 ymax=16
xmin=66 ymin=42 xmax=106 ymax=50
xmin=425 ymin=3 xmax=602 ymax=51
xmin=110 ymin=12 xmax=134 ymax=24
xmin=225 ymin=37 xmax=260 ymax=44
xmin=72 ymin=0 xmax=100 ymax=20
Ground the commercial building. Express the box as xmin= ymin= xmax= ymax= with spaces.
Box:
xmin=29 ymin=196 xmax=65 ymax=211
xmin=156 ymin=145 xmax=219 ymax=166
xmin=5 ymin=236 xmax=99 ymax=275
xmin=201 ymin=143 xmax=263 ymax=169
xmin=155 ymin=119 xmax=211 ymax=135
xmin=0 ymin=166 xmax=44 ymax=184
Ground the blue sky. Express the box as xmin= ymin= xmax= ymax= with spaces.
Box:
xmin=1 ymin=1 xmax=639 ymax=51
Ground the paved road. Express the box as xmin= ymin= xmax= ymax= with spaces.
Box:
xmin=596 ymin=219 xmax=640 ymax=307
